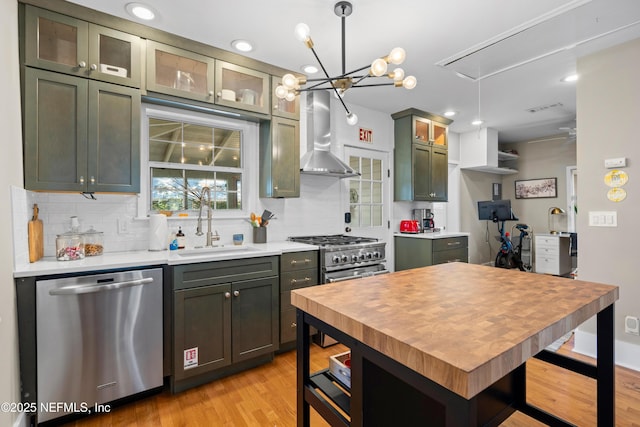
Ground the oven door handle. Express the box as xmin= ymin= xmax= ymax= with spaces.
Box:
xmin=326 ymin=269 xmax=390 ymax=283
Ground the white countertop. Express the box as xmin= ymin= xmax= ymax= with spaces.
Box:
xmin=14 ymin=241 xmax=317 ymax=278
xmin=394 ymin=231 xmax=470 ymax=239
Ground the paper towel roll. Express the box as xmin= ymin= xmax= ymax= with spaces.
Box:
xmin=149 ymin=214 xmax=169 ymax=251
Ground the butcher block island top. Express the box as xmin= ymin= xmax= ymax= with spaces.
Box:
xmin=291 ymin=262 xmax=618 ymax=400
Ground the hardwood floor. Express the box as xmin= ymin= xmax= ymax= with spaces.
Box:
xmin=62 ymin=335 xmax=640 ymax=426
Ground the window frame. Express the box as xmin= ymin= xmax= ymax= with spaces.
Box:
xmin=139 ymin=103 xmax=258 ymax=219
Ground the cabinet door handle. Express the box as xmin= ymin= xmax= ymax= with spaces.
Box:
xmin=233 ymin=290 xmax=240 ymax=297
xmin=447 ymin=241 xmax=461 ymax=246
xmin=90 ymin=64 xmax=98 ymax=71
xmin=291 ymin=322 xmax=297 ymax=328
xmin=208 ymin=91 xmax=214 ymax=97
xmin=290 ymin=277 xmax=311 ymax=285
xmin=78 ymin=61 xmax=87 ymax=68
xmin=79 ymin=176 xmax=85 ymax=184
xmin=90 ymin=176 xmax=95 ymax=184
xmin=291 ymin=259 xmax=311 ymax=266
xmin=446 ymin=259 xmax=461 ymax=263
xmin=224 ymin=292 xmax=231 ymax=299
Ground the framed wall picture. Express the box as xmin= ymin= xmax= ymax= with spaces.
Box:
xmin=515 ymin=178 xmax=557 ymax=199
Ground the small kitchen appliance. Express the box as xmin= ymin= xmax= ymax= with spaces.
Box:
xmin=413 ymin=208 xmax=435 ymax=232
xmin=400 ymin=220 xmax=420 ymax=234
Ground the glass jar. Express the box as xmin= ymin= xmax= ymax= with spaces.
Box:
xmin=56 ymin=232 xmax=85 ymax=261
xmin=83 ymin=227 xmax=104 ymax=256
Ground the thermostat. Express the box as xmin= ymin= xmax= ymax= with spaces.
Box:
xmin=604 ymin=157 xmax=626 ymax=169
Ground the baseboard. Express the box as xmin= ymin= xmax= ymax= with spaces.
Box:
xmin=573 ymin=329 xmax=640 ymax=372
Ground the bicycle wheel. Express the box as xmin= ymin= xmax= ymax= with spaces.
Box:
xmin=495 ymin=252 xmax=518 ymax=269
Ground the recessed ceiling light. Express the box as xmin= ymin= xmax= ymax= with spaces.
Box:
xmin=125 ymin=3 xmax=156 ymax=20
xmin=471 ymin=119 xmax=483 ymax=126
xmin=444 ymin=111 xmax=456 ymax=117
xmin=301 ymin=64 xmax=318 ymax=74
xmin=562 ymin=74 xmax=579 ymax=82
xmin=231 ymin=40 xmax=253 ymax=53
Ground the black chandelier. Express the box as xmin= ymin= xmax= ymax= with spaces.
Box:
xmin=275 ymin=1 xmax=417 ymax=125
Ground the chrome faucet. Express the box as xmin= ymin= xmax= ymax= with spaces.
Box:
xmin=196 ymin=186 xmax=219 ymax=247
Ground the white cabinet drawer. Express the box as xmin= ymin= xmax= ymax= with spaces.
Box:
xmin=536 ymin=245 xmax=559 ymax=256
xmin=536 ymin=257 xmax=559 ymax=274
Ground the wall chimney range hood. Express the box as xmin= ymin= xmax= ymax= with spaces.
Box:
xmin=300 ymin=91 xmax=359 ymax=178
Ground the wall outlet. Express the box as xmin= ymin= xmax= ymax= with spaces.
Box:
xmin=117 ymin=217 xmax=129 ymax=234
xmin=625 ymin=316 xmax=640 ymax=336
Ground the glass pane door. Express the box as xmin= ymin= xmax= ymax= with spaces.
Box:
xmin=215 ymin=62 xmax=270 ymax=114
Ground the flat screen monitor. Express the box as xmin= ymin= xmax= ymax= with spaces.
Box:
xmin=477 ymin=200 xmax=518 ymax=221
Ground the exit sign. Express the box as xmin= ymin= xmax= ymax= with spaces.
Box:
xmin=359 ymin=128 xmax=373 ymax=143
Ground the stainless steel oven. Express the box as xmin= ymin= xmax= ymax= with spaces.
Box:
xmin=288 ymin=235 xmax=388 ymax=346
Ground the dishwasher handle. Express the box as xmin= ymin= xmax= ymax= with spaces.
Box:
xmin=49 ymin=277 xmax=154 ymax=296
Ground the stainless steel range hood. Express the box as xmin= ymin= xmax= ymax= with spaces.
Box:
xmin=300 ymin=91 xmax=359 ymax=178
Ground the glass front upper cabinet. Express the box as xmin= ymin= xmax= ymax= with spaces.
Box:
xmin=146 ymin=40 xmax=216 ymax=103
xmin=271 ymin=76 xmax=300 ymax=119
xmin=215 ymin=62 xmax=270 ymax=115
xmin=431 ymin=121 xmax=448 ymax=148
xmin=25 ymin=6 xmax=141 ymax=87
xmin=413 ymin=116 xmax=431 ymax=145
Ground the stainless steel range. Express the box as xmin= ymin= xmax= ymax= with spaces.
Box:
xmin=288 ymin=234 xmax=388 ymax=283
xmin=288 ymin=234 xmax=388 ymax=346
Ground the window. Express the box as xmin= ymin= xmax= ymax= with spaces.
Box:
xmin=142 ymin=105 xmax=255 ymax=215
xmin=348 ymin=155 xmax=384 ymax=227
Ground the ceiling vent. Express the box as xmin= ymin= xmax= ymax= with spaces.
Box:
xmin=435 ymin=0 xmax=640 ymax=81
xmin=526 ymin=102 xmax=564 ymax=113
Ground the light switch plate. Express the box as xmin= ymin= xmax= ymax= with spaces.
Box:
xmin=588 ymin=211 xmax=617 ymax=227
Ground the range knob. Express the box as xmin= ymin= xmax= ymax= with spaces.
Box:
xmin=359 ymin=253 xmax=366 ymax=261
xmin=332 ymin=255 xmax=341 ymax=264
xmin=372 ymin=251 xmax=381 ymax=259
xmin=351 ymin=255 xmax=359 ymax=263
xmin=365 ymin=252 xmax=373 ymax=259
xmin=341 ymin=255 xmax=349 ymax=263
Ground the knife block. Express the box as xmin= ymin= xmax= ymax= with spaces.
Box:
xmin=253 ymin=227 xmax=267 ymax=244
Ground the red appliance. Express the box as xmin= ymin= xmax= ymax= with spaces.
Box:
xmin=400 ymin=220 xmax=420 ymax=234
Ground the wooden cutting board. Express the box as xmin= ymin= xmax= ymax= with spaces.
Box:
xmin=28 ymin=204 xmax=43 ymax=263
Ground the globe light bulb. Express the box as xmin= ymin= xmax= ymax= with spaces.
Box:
xmin=282 ymin=74 xmax=298 ymax=90
xmin=294 ymin=23 xmax=311 ymax=42
xmin=391 ymin=68 xmax=405 ymax=81
xmin=285 ymin=91 xmax=296 ymax=102
xmin=275 ymin=85 xmax=288 ymax=99
xmin=346 ymin=112 xmax=358 ymax=126
xmin=370 ymin=58 xmax=388 ymax=77
xmin=402 ymin=75 xmax=417 ymax=90
xmin=388 ymin=47 xmax=406 ymax=65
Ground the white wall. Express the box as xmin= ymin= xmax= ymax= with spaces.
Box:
xmin=1 ymin=1 xmax=26 ymax=426
xmin=574 ymin=37 xmax=640 ymax=370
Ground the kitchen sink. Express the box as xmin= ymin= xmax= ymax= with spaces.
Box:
xmin=176 ymin=245 xmax=262 ymax=257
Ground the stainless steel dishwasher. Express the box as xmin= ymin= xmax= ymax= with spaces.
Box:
xmin=36 ymin=268 xmax=163 ymax=423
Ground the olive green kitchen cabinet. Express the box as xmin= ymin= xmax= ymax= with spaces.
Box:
xmin=171 ymin=257 xmax=279 ymax=392
xmin=394 ymin=235 xmax=468 ymax=271
xmin=24 ymin=5 xmax=141 ymax=88
xmin=271 ymin=76 xmax=300 ymax=120
xmin=146 ymin=40 xmax=217 ymax=104
xmin=215 ymin=61 xmax=271 ymax=115
xmin=279 ymin=251 xmax=318 ymax=350
xmin=259 ymin=117 xmax=300 ymax=198
xmin=392 ymin=109 xmax=452 ymax=202
xmin=23 ymin=68 xmax=140 ymax=193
